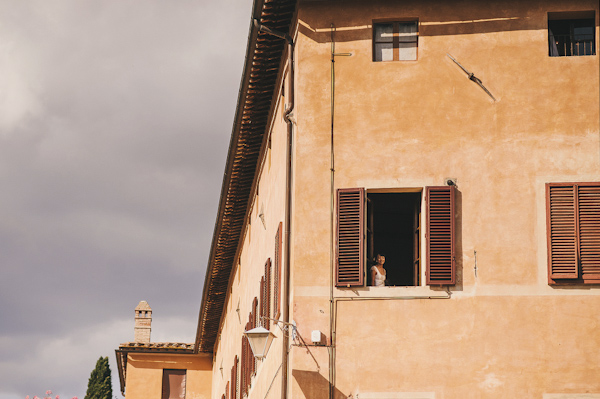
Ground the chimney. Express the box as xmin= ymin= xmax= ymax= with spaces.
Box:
xmin=134 ymin=300 xmax=152 ymax=343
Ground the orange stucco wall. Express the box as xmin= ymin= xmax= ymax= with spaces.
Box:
xmin=124 ymin=353 xmax=212 ymax=399
xmin=288 ymin=0 xmax=600 ymax=398
xmin=209 ymin=1 xmax=600 ymax=399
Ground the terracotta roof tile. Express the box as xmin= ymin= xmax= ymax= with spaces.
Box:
xmin=118 ymin=342 xmax=194 ymax=351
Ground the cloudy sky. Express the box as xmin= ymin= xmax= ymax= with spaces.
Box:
xmin=0 ymin=1 xmax=253 ymax=398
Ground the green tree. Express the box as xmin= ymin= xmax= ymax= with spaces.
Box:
xmin=84 ymin=356 xmax=112 ymax=399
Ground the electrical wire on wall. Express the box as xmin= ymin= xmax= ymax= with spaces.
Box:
xmin=329 ymin=23 xmax=352 ymax=399
xmin=329 ymin=23 xmax=336 ymax=399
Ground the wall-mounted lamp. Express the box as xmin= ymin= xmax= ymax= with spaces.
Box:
xmin=244 ymin=325 xmax=275 ymax=360
xmin=244 ymin=317 xmax=320 ymax=371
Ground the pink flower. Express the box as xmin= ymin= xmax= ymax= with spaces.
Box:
xmin=25 ymin=396 xmax=29 ymax=399
xmin=46 ymin=392 xmax=52 ymax=396
xmin=56 ymin=396 xmax=60 ymax=399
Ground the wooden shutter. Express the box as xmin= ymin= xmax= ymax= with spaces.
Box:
xmin=336 ymin=188 xmax=365 ymax=287
xmin=225 ymin=382 xmax=229 ymax=399
xmin=264 ymin=259 xmax=271 ymax=329
xmin=241 ymin=324 xmax=249 ymax=397
xmin=549 ymin=182 xmax=600 ymax=283
xmin=251 ymin=298 xmax=258 ymax=376
xmin=578 ymin=184 xmax=600 ymax=282
xmin=232 ymin=356 xmax=238 ymax=399
xmin=274 ymin=222 xmax=282 ymax=317
xmin=547 ymin=183 xmax=578 ymax=279
xmin=252 ymin=298 xmax=258 ymax=327
xmin=259 ymin=277 xmax=265 ymax=327
xmin=426 ymin=186 xmax=456 ymax=285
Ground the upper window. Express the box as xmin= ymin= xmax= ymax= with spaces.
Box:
xmin=547 ymin=183 xmax=600 ymax=284
xmin=335 ymin=186 xmax=455 ymax=288
xmin=162 ymin=369 xmax=186 ymax=399
xmin=548 ymin=12 xmax=596 ymax=56
xmin=373 ymin=21 xmax=418 ymax=62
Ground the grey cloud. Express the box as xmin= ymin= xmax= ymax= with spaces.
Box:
xmin=0 ymin=0 xmax=253 ymax=397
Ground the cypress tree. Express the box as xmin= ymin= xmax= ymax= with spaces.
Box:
xmin=84 ymin=356 xmax=112 ymax=399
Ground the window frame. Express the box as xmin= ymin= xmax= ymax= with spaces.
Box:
xmin=162 ymin=369 xmax=186 ymax=399
xmin=546 ymin=182 xmax=600 ymax=285
xmin=372 ymin=20 xmax=419 ymax=62
xmin=335 ymin=186 xmax=456 ymax=288
xmin=548 ymin=11 xmax=596 ymax=57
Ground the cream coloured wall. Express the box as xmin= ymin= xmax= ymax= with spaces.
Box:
xmin=124 ymin=353 xmax=212 ymax=399
xmin=210 ymin=66 xmax=292 ymax=399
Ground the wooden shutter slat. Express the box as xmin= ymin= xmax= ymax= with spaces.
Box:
xmin=241 ymin=322 xmax=250 ymax=396
xmin=265 ymin=259 xmax=271 ymax=329
xmin=426 ymin=186 xmax=456 ymax=285
xmin=336 ymin=188 xmax=365 ymax=287
xmin=578 ymin=185 xmax=600 ymax=281
xmin=259 ymin=277 xmax=265 ymax=327
xmin=251 ymin=299 xmax=258 ymax=376
xmin=547 ymin=184 xmax=578 ymax=279
xmin=231 ymin=356 xmax=237 ymax=399
xmin=274 ymin=222 xmax=282 ymax=318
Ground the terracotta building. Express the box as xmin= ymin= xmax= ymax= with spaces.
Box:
xmin=116 ymin=0 xmax=600 ymax=398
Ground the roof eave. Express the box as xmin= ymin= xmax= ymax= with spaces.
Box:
xmin=194 ymin=0 xmax=297 ymax=354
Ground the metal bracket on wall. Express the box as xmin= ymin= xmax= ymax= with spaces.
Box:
xmin=447 ymin=53 xmax=497 ymax=102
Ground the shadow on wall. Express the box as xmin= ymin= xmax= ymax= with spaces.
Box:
xmin=293 ymin=370 xmax=348 ymax=399
xmin=297 ymin=0 xmax=565 ymax=43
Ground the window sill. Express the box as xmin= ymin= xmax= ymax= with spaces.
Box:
xmin=334 ymin=285 xmax=449 ymax=299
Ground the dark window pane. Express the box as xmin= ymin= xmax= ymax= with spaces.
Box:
xmin=548 ymin=17 xmax=595 ymax=56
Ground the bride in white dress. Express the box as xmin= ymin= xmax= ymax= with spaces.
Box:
xmin=370 ymin=254 xmax=386 ymax=287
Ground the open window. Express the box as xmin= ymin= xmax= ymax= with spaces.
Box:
xmin=548 ymin=11 xmax=596 ymax=56
xmin=162 ymin=369 xmax=186 ymax=399
xmin=367 ymin=192 xmax=421 ymax=286
xmin=335 ymin=186 xmax=455 ymax=288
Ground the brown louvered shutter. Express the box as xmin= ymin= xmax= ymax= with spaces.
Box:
xmin=264 ymin=259 xmax=271 ymax=329
xmin=549 ymin=183 xmax=600 ymax=283
xmin=232 ymin=356 xmax=238 ymax=399
xmin=252 ymin=298 xmax=258 ymax=327
xmin=426 ymin=186 xmax=456 ymax=285
xmin=251 ymin=298 xmax=258 ymax=376
xmin=274 ymin=222 xmax=283 ymax=317
xmin=578 ymin=184 xmax=600 ymax=282
xmin=241 ymin=324 xmax=249 ymax=396
xmin=225 ymin=382 xmax=229 ymax=399
xmin=547 ymin=183 xmax=578 ymax=279
xmin=259 ymin=277 xmax=265 ymax=327
xmin=336 ymin=188 xmax=365 ymax=287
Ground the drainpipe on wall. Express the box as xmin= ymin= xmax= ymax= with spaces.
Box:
xmin=253 ymin=19 xmax=295 ymax=399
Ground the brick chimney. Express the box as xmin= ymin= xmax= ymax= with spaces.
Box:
xmin=134 ymin=300 xmax=152 ymax=343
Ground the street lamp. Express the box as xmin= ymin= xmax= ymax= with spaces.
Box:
xmin=243 ymin=325 xmax=275 ymax=360
xmin=244 ymin=317 xmax=320 ymax=371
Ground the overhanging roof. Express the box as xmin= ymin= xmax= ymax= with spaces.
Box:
xmin=195 ymin=0 xmax=297 ymax=353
